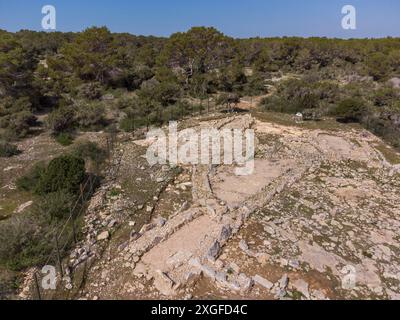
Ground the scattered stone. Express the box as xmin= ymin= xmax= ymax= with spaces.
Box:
xmin=140 ymin=223 xmax=155 ymax=234
xmin=257 ymin=253 xmax=270 ymax=266
xmin=15 ymin=201 xmax=33 ymax=214
xmin=130 ymin=231 xmax=141 ymax=241
xmin=239 ymin=240 xmax=249 ymax=252
xmin=185 ymin=270 xmax=202 ymax=285
xmin=279 ymin=258 xmax=289 ymax=267
xmin=253 ymin=275 xmax=274 ymax=290
xmin=215 ymin=272 xmax=227 ymax=284
xmin=97 ymin=231 xmax=110 ymax=241
xmin=153 ymin=271 xmax=176 ymax=296
xmin=288 ymin=259 xmax=300 ymax=269
xmin=291 ymin=279 xmax=310 ymax=300
xmin=133 ymin=263 xmax=147 ymax=278
xmin=237 ymin=273 xmax=254 ymax=292
xmin=65 ymin=283 xmax=73 ymax=290
xmin=156 ymin=217 xmax=167 ymax=227
xmin=207 ymin=241 xmax=221 ymax=262
xmin=278 ymin=274 xmax=289 ymax=290
xmin=219 ymin=225 xmax=232 ymax=242
xmin=229 ymin=262 xmax=241 ymax=274
xmin=108 ymin=220 xmax=117 ymax=228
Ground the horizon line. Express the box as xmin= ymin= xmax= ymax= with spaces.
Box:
xmin=2 ymin=26 xmax=400 ymax=41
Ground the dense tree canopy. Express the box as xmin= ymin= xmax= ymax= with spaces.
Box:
xmin=0 ymin=26 xmax=399 ymax=145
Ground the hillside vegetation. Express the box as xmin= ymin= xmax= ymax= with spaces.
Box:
xmin=1 ymin=26 xmax=400 ymax=299
xmin=1 ymin=27 xmax=400 ymax=147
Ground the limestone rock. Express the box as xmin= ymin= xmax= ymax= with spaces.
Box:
xmin=207 ymin=241 xmax=221 ymax=261
xmin=253 ymin=275 xmax=274 ymax=290
xmin=97 ymin=231 xmax=110 ymax=241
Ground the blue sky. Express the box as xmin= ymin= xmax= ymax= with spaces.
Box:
xmin=0 ymin=0 xmax=399 ymax=38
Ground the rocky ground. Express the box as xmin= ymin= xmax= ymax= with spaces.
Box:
xmin=35 ymin=108 xmax=400 ymax=301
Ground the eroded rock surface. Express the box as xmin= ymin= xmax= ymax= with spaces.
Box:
xmin=57 ymin=112 xmax=400 ymax=300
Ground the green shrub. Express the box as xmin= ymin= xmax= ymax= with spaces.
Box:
xmin=366 ymin=52 xmax=391 ymax=81
xmin=334 ymin=98 xmax=367 ymax=123
xmin=73 ymin=141 xmax=107 ymax=168
xmin=119 ymin=111 xmax=152 ymax=132
xmin=35 ymin=155 xmax=86 ymax=195
xmin=0 ymin=141 xmax=20 ymax=157
xmin=117 ymin=96 xmax=137 ymax=110
xmin=362 ymin=109 xmax=400 ymax=148
xmin=243 ymin=73 xmax=267 ymax=96
xmin=303 ymin=108 xmax=323 ymax=121
xmin=76 ymin=82 xmax=103 ymax=100
xmin=0 ymin=97 xmax=36 ymax=139
xmin=16 ymin=162 xmax=46 ymax=192
xmin=373 ymin=87 xmax=398 ymax=107
xmin=120 ymin=115 xmax=137 ymax=132
xmin=47 ymin=106 xmax=76 ymax=134
xmin=75 ymin=101 xmax=106 ymax=130
xmin=216 ymin=93 xmax=240 ymax=111
xmin=55 ymin=132 xmax=74 ymax=146
xmin=33 ymin=191 xmax=76 ymax=220
xmin=260 ymin=78 xmax=329 ymax=114
xmin=1 ymin=111 xmax=37 ymax=139
xmin=0 ymin=212 xmax=53 ymax=271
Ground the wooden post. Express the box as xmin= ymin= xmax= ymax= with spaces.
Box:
xmin=55 ymin=236 xmax=64 ymax=277
xmin=80 ymin=183 xmax=84 ymax=206
xmin=33 ymin=272 xmax=42 ymax=300
xmin=106 ymin=137 xmax=110 ymax=159
xmin=72 ymin=219 xmax=77 ymax=244
xmin=89 ymin=174 xmax=94 ymax=195
xmin=180 ymin=103 xmax=183 ymax=119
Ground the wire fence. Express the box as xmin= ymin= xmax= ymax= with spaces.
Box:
xmin=31 ymin=129 xmax=118 ymax=300
xmin=123 ymin=97 xmax=235 ymax=133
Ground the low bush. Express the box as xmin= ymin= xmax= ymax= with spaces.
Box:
xmin=260 ymin=78 xmax=337 ymax=114
xmin=0 ymin=141 xmax=20 ymax=157
xmin=333 ymin=98 xmax=367 ymax=123
xmin=47 ymin=106 xmax=76 ymax=134
xmin=75 ymin=101 xmax=106 ymax=130
xmin=73 ymin=141 xmax=107 ymax=173
xmin=33 ymin=191 xmax=76 ymax=221
xmin=55 ymin=132 xmax=74 ymax=146
xmin=0 ymin=212 xmax=53 ymax=271
xmin=16 ymin=162 xmax=46 ymax=192
xmin=35 ymin=155 xmax=86 ymax=195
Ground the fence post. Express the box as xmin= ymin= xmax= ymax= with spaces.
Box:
xmin=180 ymin=103 xmax=183 ymax=119
xmin=72 ymin=219 xmax=77 ymax=244
xmin=55 ymin=236 xmax=64 ymax=277
xmin=106 ymin=137 xmax=110 ymax=158
xmin=33 ymin=272 xmax=42 ymax=300
xmin=80 ymin=183 xmax=84 ymax=206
